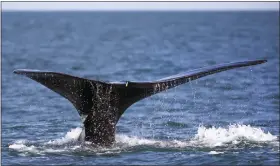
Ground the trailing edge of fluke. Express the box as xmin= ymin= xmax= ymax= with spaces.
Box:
xmin=13 ymin=59 xmax=267 ymax=146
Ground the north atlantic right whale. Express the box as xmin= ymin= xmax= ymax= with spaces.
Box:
xmin=13 ymin=59 xmax=267 ymax=146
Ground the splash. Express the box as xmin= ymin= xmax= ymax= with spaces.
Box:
xmin=9 ymin=124 xmax=278 ymax=155
xmin=192 ymin=124 xmax=278 ymax=147
xmin=45 ymin=128 xmax=82 ymax=145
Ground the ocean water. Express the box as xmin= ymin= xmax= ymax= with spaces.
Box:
xmin=1 ymin=11 xmax=279 ymax=165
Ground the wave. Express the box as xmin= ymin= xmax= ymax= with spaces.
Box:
xmin=9 ymin=124 xmax=278 ymax=156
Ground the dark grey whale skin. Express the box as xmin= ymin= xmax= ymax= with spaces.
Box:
xmin=13 ymin=59 xmax=267 ymax=146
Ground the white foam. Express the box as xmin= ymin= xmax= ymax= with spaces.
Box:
xmin=116 ymin=134 xmax=192 ymax=149
xmin=9 ymin=140 xmax=29 ymax=150
xmin=116 ymin=134 xmax=162 ymax=146
xmin=46 ymin=127 xmax=82 ymax=145
xmin=208 ymin=151 xmax=224 ymax=154
xmin=9 ymin=142 xmax=39 ymax=154
xmin=8 ymin=124 xmax=278 ymax=155
xmin=193 ymin=124 xmax=278 ymax=147
xmin=116 ymin=124 xmax=278 ymax=148
xmin=9 ymin=143 xmax=27 ymax=150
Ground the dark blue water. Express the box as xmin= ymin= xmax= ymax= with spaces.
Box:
xmin=2 ymin=11 xmax=279 ymax=165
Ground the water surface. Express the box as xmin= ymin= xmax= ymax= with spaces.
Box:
xmin=2 ymin=11 xmax=279 ymax=165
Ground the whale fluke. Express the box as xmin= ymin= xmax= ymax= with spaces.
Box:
xmin=13 ymin=59 xmax=267 ymax=146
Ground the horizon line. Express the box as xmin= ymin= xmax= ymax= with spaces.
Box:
xmin=2 ymin=2 xmax=279 ymax=11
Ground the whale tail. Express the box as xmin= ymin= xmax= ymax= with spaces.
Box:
xmin=13 ymin=69 xmax=110 ymax=117
xmin=13 ymin=59 xmax=267 ymax=145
